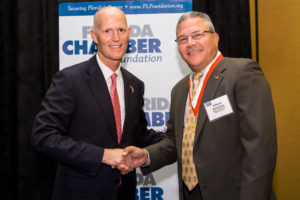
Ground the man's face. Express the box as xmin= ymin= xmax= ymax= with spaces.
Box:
xmin=177 ymin=17 xmax=219 ymax=72
xmin=91 ymin=8 xmax=131 ymax=68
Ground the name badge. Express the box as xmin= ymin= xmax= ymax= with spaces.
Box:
xmin=204 ymin=94 xmax=233 ymax=122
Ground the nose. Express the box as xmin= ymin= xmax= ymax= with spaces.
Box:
xmin=187 ymin=36 xmax=195 ymax=46
xmin=111 ymin=30 xmax=120 ymax=41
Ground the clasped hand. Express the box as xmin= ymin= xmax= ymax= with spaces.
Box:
xmin=102 ymin=146 xmax=148 ymax=175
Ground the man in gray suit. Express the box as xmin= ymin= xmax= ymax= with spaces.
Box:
xmin=122 ymin=11 xmax=277 ymax=200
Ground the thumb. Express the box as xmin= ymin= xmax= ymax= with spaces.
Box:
xmin=122 ymin=146 xmax=134 ymax=156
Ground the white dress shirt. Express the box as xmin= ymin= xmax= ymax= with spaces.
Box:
xmin=187 ymin=51 xmax=221 ymax=110
xmin=96 ymin=54 xmax=125 ymax=129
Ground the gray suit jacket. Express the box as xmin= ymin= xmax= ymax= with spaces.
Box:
xmin=142 ymin=57 xmax=277 ymax=200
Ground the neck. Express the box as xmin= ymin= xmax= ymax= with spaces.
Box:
xmin=98 ymin=53 xmax=120 ymax=72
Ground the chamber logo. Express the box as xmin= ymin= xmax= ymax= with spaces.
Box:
xmin=123 ymin=24 xmax=162 ymax=63
xmin=144 ymin=97 xmax=169 ymax=131
xmin=62 ymin=26 xmax=97 ymax=55
xmin=136 ymin=172 xmax=164 ymax=200
xmin=62 ymin=24 xmax=162 ymax=63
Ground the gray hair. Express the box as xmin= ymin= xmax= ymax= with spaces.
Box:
xmin=176 ymin=11 xmax=215 ymax=35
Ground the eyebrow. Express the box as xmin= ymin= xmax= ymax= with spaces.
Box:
xmin=177 ymin=30 xmax=203 ymax=38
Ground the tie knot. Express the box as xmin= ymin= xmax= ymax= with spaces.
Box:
xmin=193 ymin=72 xmax=203 ymax=80
xmin=191 ymin=72 xmax=202 ymax=100
xmin=111 ymin=73 xmax=117 ymax=81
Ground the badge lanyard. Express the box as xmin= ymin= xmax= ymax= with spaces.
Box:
xmin=188 ymin=54 xmax=223 ymax=116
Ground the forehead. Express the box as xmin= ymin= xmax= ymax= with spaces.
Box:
xmin=177 ymin=17 xmax=207 ymax=35
xmin=96 ymin=10 xmax=127 ymax=29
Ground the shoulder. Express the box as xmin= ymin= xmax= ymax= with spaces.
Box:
xmin=223 ymin=57 xmax=254 ymax=64
xmin=171 ymin=74 xmax=189 ymax=96
xmin=121 ymin=67 xmax=144 ymax=86
xmin=50 ymin=56 xmax=99 ymax=87
xmin=222 ymin=57 xmax=258 ymax=70
xmin=58 ymin=56 xmax=96 ymax=78
xmin=220 ymin=57 xmax=264 ymax=78
xmin=221 ymin=57 xmax=270 ymax=91
xmin=173 ymin=74 xmax=189 ymax=89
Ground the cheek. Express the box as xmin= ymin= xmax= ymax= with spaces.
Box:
xmin=98 ymin=44 xmax=110 ymax=55
xmin=122 ymin=38 xmax=128 ymax=48
xmin=178 ymin=47 xmax=186 ymax=57
xmin=205 ymin=40 xmax=217 ymax=51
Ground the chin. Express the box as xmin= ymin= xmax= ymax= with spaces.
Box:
xmin=110 ymin=54 xmax=123 ymax=59
xmin=188 ymin=61 xmax=201 ymax=68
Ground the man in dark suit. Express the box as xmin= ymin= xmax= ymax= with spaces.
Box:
xmin=123 ymin=11 xmax=277 ymax=200
xmin=32 ymin=6 xmax=161 ymax=200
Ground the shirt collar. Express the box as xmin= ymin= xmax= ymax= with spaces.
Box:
xmin=96 ymin=54 xmax=122 ymax=81
xmin=191 ymin=50 xmax=221 ymax=80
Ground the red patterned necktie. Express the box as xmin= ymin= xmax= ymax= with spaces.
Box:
xmin=110 ymin=73 xmax=122 ymax=143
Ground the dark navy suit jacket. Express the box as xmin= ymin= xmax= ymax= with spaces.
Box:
xmin=32 ymin=55 xmax=161 ymax=200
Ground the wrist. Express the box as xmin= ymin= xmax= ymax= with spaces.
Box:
xmin=141 ymin=149 xmax=150 ymax=166
xmin=102 ymin=149 xmax=109 ymax=164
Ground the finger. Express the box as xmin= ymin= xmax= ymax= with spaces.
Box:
xmin=120 ymin=162 xmax=130 ymax=175
xmin=118 ymin=163 xmax=128 ymax=171
xmin=123 ymin=146 xmax=136 ymax=156
xmin=122 ymin=151 xmax=128 ymax=156
xmin=126 ymin=155 xmax=136 ymax=172
xmin=127 ymin=155 xmax=134 ymax=170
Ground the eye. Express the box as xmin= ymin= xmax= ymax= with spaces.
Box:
xmin=103 ymin=29 xmax=111 ymax=34
xmin=178 ymin=37 xmax=188 ymax=43
xmin=119 ymin=28 xmax=125 ymax=33
xmin=192 ymin=33 xmax=203 ymax=39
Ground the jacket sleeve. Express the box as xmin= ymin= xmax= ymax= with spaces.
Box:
xmin=31 ymin=70 xmax=103 ymax=177
xmin=141 ymin=84 xmax=179 ymax=174
xmin=236 ymin=60 xmax=277 ymax=200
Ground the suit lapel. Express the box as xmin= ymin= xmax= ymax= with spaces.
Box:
xmin=120 ymin=68 xmax=135 ymax=145
xmin=176 ymin=76 xmax=190 ymax=158
xmin=194 ymin=59 xmax=227 ymax=141
xmin=86 ymin=55 xmax=118 ymax=145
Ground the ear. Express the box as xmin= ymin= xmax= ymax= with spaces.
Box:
xmin=127 ymin=26 xmax=131 ymax=39
xmin=90 ymin=29 xmax=98 ymax=44
xmin=214 ymin=32 xmax=219 ymax=43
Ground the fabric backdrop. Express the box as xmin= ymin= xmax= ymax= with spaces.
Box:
xmin=0 ymin=0 xmax=251 ymax=199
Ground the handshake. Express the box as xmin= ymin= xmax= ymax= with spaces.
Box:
xmin=102 ymin=146 xmax=148 ymax=175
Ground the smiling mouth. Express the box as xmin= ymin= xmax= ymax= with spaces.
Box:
xmin=187 ymin=50 xmax=202 ymax=55
xmin=110 ymin=45 xmax=121 ymax=49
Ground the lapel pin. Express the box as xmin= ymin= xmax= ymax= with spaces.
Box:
xmin=129 ymin=85 xmax=134 ymax=94
xmin=215 ymin=75 xmax=220 ymax=80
